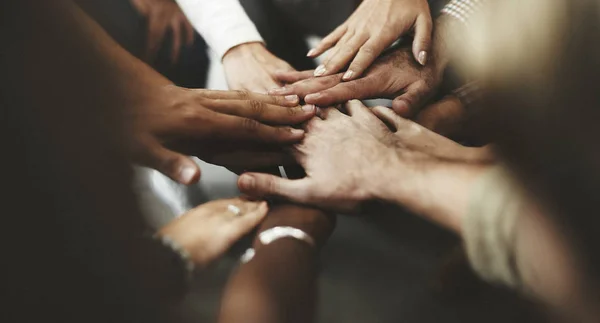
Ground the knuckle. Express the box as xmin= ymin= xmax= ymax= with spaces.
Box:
xmin=248 ymin=100 xmax=265 ymax=117
xmin=240 ymin=117 xmax=261 ymax=132
xmin=287 ymin=107 xmax=299 ymax=116
xmin=234 ymin=90 xmax=251 ymax=100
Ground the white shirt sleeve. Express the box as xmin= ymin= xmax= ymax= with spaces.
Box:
xmin=175 ymin=0 xmax=264 ymax=59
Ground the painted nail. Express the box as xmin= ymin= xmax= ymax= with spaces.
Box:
xmin=285 ymin=94 xmax=299 ymax=102
xmin=307 ymin=49 xmax=317 ymax=57
xmin=314 ymin=65 xmax=327 ymax=77
xmin=179 ymin=166 xmax=197 ymax=184
xmin=418 ymin=51 xmax=428 ymax=66
xmin=239 ymin=175 xmax=255 ymax=189
xmin=342 ymin=70 xmax=354 ymax=81
xmin=302 ymin=104 xmax=316 ymax=112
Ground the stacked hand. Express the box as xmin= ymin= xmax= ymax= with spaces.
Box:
xmin=223 ymin=43 xmax=297 ymax=94
xmin=308 ymin=0 xmax=433 ymax=80
xmin=272 ymin=47 xmax=443 ymax=117
xmin=158 ymin=198 xmax=268 ymax=267
xmin=131 ymin=0 xmax=195 ymax=64
xmin=238 ymin=100 xmax=476 ymax=212
xmin=126 ymin=85 xmax=315 ymax=184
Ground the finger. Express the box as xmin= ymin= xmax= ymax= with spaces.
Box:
xmin=314 ymin=31 xmax=356 ymax=77
xmin=415 ymin=96 xmax=467 ymax=136
xmin=170 ymin=19 xmax=182 ymax=64
xmin=200 ymin=112 xmax=306 ymax=143
xmin=344 ymin=38 xmax=387 ymax=81
xmin=272 ymin=70 xmax=314 ymax=84
xmin=238 ymin=173 xmax=314 ymax=203
xmin=228 ymin=202 xmax=268 ymax=238
xmin=304 ymin=77 xmax=378 ymax=106
xmin=270 ymin=74 xmax=343 ymax=98
xmin=413 ymin=15 xmax=433 ymax=66
xmin=145 ymin=14 xmax=169 ymax=62
xmin=183 ymin=19 xmax=195 ymax=46
xmin=392 ymin=83 xmax=433 ymax=117
xmin=198 ymin=89 xmax=299 ymax=107
xmin=137 ymin=138 xmax=201 ymax=184
xmin=320 ymin=106 xmax=345 ymax=119
xmin=320 ymin=34 xmax=367 ymax=77
xmin=371 ymin=105 xmax=410 ymax=132
xmin=207 ymin=99 xmax=316 ymax=125
xmin=344 ymin=99 xmax=370 ymax=117
xmin=307 ymin=25 xmax=347 ymax=57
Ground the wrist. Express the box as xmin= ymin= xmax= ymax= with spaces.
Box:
xmin=222 ymin=42 xmax=266 ymax=63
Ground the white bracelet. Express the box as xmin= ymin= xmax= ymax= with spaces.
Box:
xmin=239 ymin=227 xmax=316 ymax=264
xmin=258 ymin=226 xmax=316 ymax=247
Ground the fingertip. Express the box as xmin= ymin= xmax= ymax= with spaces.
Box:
xmin=307 ymin=48 xmax=317 ymax=57
xmin=342 ymin=70 xmax=355 ymax=81
xmin=178 ymin=163 xmax=201 ymax=185
xmin=304 ymin=93 xmax=322 ymax=104
xmin=417 ymin=51 xmax=428 ymax=66
xmin=392 ymin=99 xmax=412 ymax=117
xmin=238 ymin=174 xmax=256 ymax=192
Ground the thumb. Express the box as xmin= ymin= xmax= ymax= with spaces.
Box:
xmin=392 ymin=83 xmax=432 ymax=117
xmin=412 ymin=15 xmax=433 ymax=66
xmin=140 ymin=140 xmax=201 ymax=184
xmin=237 ymin=173 xmax=312 ymax=203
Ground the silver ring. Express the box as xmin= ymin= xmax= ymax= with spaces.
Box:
xmin=227 ymin=204 xmax=241 ymax=216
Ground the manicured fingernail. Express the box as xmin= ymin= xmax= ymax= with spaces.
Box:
xmin=285 ymin=94 xmax=299 ymax=102
xmin=307 ymin=49 xmax=317 ymax=57
xmin=314 ymin=65 xmax=327 ymax=77
xmin=290 ymin=128 xmax=305 ymax=135
xmin=179 ymin=166 xmax=197 ymax=184
xmin=302 ymin=104 xmax=315 ymax=112
xmin=418 ymin=51 xmax=428 ymax=66
xmin=305 ymin=93 xmax=321 ymax=102
xmin=342 ymin=70 xmax=354 ymax=81
xmin=239 ymin=175 xmax=255 ymax=189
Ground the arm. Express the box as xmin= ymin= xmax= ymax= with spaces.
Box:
xmin=218 ymin=205 xmax=335 ymax=323
xmin=174 ymin=0 xmax=263 ymax=60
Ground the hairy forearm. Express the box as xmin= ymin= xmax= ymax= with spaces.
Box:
xmin=376 ymin=159 xmax=487 ymax=233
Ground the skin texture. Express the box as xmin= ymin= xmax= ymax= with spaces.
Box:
xmin=222 ymin=42 xmax=297 ymax=94
xmin=126 ymin=85 xmax=315 ymax=184
xmin=130 ymin=0 xmax=195 ymax=63
xmin=219 ymin=205 xmax=335 ymax=323
xmin=69 ymin=2 xmax=313 ymax=184
xmin=308 ymin=0 xmax=433 ymax=80
xmin=271 ymin=47 xmax=444 ymax=117
xmin=238 ymin=100 xmax=488 ymax=213
xmin=158 ymin=198 xmax=268 ymax=267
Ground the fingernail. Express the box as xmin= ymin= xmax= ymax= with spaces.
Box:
xmin=314 ymin=65 xmax=327 ymax=77
xmin=239 ymin=175 xmax=255 ymax=190
xmin=179 ymin=166 xmax=197 ymax=184
xmin=285 ymin=94 xmax=299 ymax=102
xmin=290 ymin=128 xmax=305 ymax=135
xmin=305 ymin=93 xmax=321 ymax=102
xmin=418 ymin=51 xmax=428 ymax=66
xmin=269 ymin=87 xmax=286 ymax=95
xmin=342 ymin=70 xmax=354 ymax=81
xmin=302 ymin=104 xmax=315 ymax=112
xmin=307 ymin=49 xmax=317 ymax=57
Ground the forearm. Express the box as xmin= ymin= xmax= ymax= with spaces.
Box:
xmin=219 ymin=205 xmax=334 ymax=323
xmin=376 ymin=158 xmax=488 ymax=233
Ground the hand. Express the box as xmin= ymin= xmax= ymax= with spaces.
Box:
xmin=158 ymin=198 xmax=268 ymax=267
xmin=222 ymin=43 xmax=297 ymax=94
xmin=131 ymin=0 xmax=194 ymax=63
xmin=126 ymin=85 xmax=315 ymax=184
xmin=237 ymin=100 xmax=484 ymax=212
xmin=415 ymin=95 xmax=468 ymax=138
xmin=308 ymin=0 xmax=433 ymax=80
xmin=272 ymin=47 xmax=443 ymax=116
